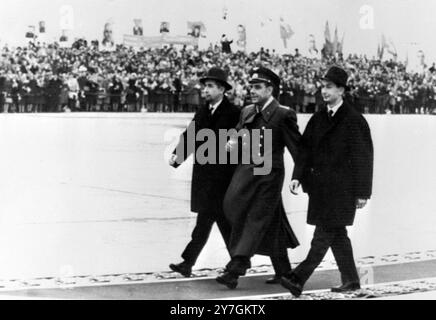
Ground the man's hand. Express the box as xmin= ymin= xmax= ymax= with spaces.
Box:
xmin=169 ymin=154 xmax=178 ymax=167
xmin=289 ymin=180 xmax=300 ymax=195
xmin=356 ymin=199 xmax=368 ymax=209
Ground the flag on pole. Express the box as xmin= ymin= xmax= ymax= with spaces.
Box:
xmin=260 ymin=16 xmax=273 ymax=28
xmin=39 ymin=21 xmax=46 ymax=33
xmin=322 ymin=21 xmax=334 ymax=57
xmin=377 ymin=43 xmax=382 ymax=60
xmin=381 ymin=34 xmax=397 ymax=58
xmin=324 ymin=21 xmax=331 ymax=43
xmin=279 ymin=17 xmax=294 ymax=49
xmin=222 ymin=6 xmax=228 ymax=20
xmin=337 ymin=32 xmax=345 ymax=54
xmin=332 ymin=26 xmax=339 ymax=54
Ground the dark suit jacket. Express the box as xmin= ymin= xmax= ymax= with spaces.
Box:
xmin=173 ymin=97 xmax=240 ymax=214
xmin=293 ymin=101 xmax=374 ymax=227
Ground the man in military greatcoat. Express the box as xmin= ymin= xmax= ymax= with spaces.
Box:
xmin=216 ymin=67 xmax=301 ymax=289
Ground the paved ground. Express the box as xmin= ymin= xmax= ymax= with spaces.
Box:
xmin=0 ymin=113 xmax=435 ymax=300
xmin=1 ymin=259 xmax=436 ymax=300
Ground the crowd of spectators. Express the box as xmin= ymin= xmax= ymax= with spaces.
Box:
xmin=0 ymin=40 xmax=435 ymax=114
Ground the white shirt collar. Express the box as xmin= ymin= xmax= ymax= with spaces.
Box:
xmin=327 ymin=99 xmax=343 ymax=116
xmin=209 ymin=99 xmax=223 ymax=115
xmin=260 ymin=96 xmax=274 ymax=112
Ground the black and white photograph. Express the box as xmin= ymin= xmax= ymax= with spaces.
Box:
xmin=0 ymin=0 xmax=435 ymax=307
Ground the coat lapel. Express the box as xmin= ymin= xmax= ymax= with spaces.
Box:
xmin=241 ymin=98 xmax=279 ymax=127
xmin=260 ymin=98 xmax=279 ymax=123
xmin=240 ymin=105 xmax=258 ymax=126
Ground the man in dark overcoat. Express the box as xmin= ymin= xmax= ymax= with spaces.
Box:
xmin=168 ymin=67 xmax=240 ymax=277
xmin=46 ymin=73 xmax=63 ymax=112
xmin=281 ymin=66 xmax=374 ymax=297
xmin=216 ymin=67 xmax=301 ymax=289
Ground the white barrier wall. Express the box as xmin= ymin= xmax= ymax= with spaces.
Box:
xmin=0 ymin=113 xmax=434 ymax=278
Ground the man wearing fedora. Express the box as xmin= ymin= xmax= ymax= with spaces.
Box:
xmin=281 ymin=66 xmax=374 ymax=297
xmin=168 ymin=67 xmax=240 ymax=277
xmin=216 ymin=67 xmax=301 ymax=289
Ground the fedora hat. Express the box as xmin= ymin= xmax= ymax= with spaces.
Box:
xmin=200 ymin=67 xmax=232 ymax=91
xmin=322 ymin=66 xmax=349 ymax=91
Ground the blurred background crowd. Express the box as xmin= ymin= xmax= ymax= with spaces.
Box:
xmin=1 ymin=41 xmax=435 ymax=114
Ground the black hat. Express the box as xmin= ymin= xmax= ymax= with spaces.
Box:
xmin=249 ymin=67 xmax=280 ymax=88
xmin=322 ymin=66 xmax=349 ymax=91
xmin=199 ymin=67 xmax=232 ymax=91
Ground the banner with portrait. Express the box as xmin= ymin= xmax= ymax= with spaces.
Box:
xmin=187 ymin=21 xmax=206 ymax=38
xmin=59 ymin=30 xmax=70 ymax=48
xmin=133 ymin=19 xmax=143 ymax=36
xmin=102 ymin=22 xmax=115 ymax=51
xmin=160 ymin=22 xmax=170 ymax=34
xmin=25 ymin=25 xmax=36 ymax=39
xmin=123 ymin=34 xmax=198 ymax=48
xmin=236 ymin=24 xmax=247 ymax=50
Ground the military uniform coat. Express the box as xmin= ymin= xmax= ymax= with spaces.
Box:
xmin=173 ymin=97 xmax=241 ymax=215
xmin=223 ymin=99 xmax=301 ymax=257
xmin=292 ymin=101 xmax=374 ymax=227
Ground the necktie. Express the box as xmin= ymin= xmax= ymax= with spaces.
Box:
xmin=328 ymin=110 xmax=334 ymax=120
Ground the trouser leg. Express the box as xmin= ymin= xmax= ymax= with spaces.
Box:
xmin=225 ymin=256 xmax=251 ymax=276
xmin=215 ymin=210 xmax=232 ymax=249
xmin=271 ymin=254 xmax=292 ymax=276
xmin=293 ymin=226 xmax=334 ymax=285
xmin=181 ymin=212 xmax=215 ymax=266
xmin=330 ymin=227 xmax=360 ymax=284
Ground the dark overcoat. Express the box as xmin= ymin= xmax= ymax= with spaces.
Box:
xmin=173 ymin=97 xmax=240 ymax=215
xmin=292 ymin=101 xmax=374 ymax=227
xmin=223 ymin=99 xmax=301 ymax=257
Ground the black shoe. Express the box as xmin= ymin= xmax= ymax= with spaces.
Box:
xmin=280 ymin=275 xmax=303 ymax=297
xmin=265 ymin=275 xmax=281 ymax=284
xmin=216 ymin=272 xmax=238 ymax=289
xmin=331 ymin=282 xmax=361 ymax=293
xmin=169 ymin=262 xmax=192 ymax=277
